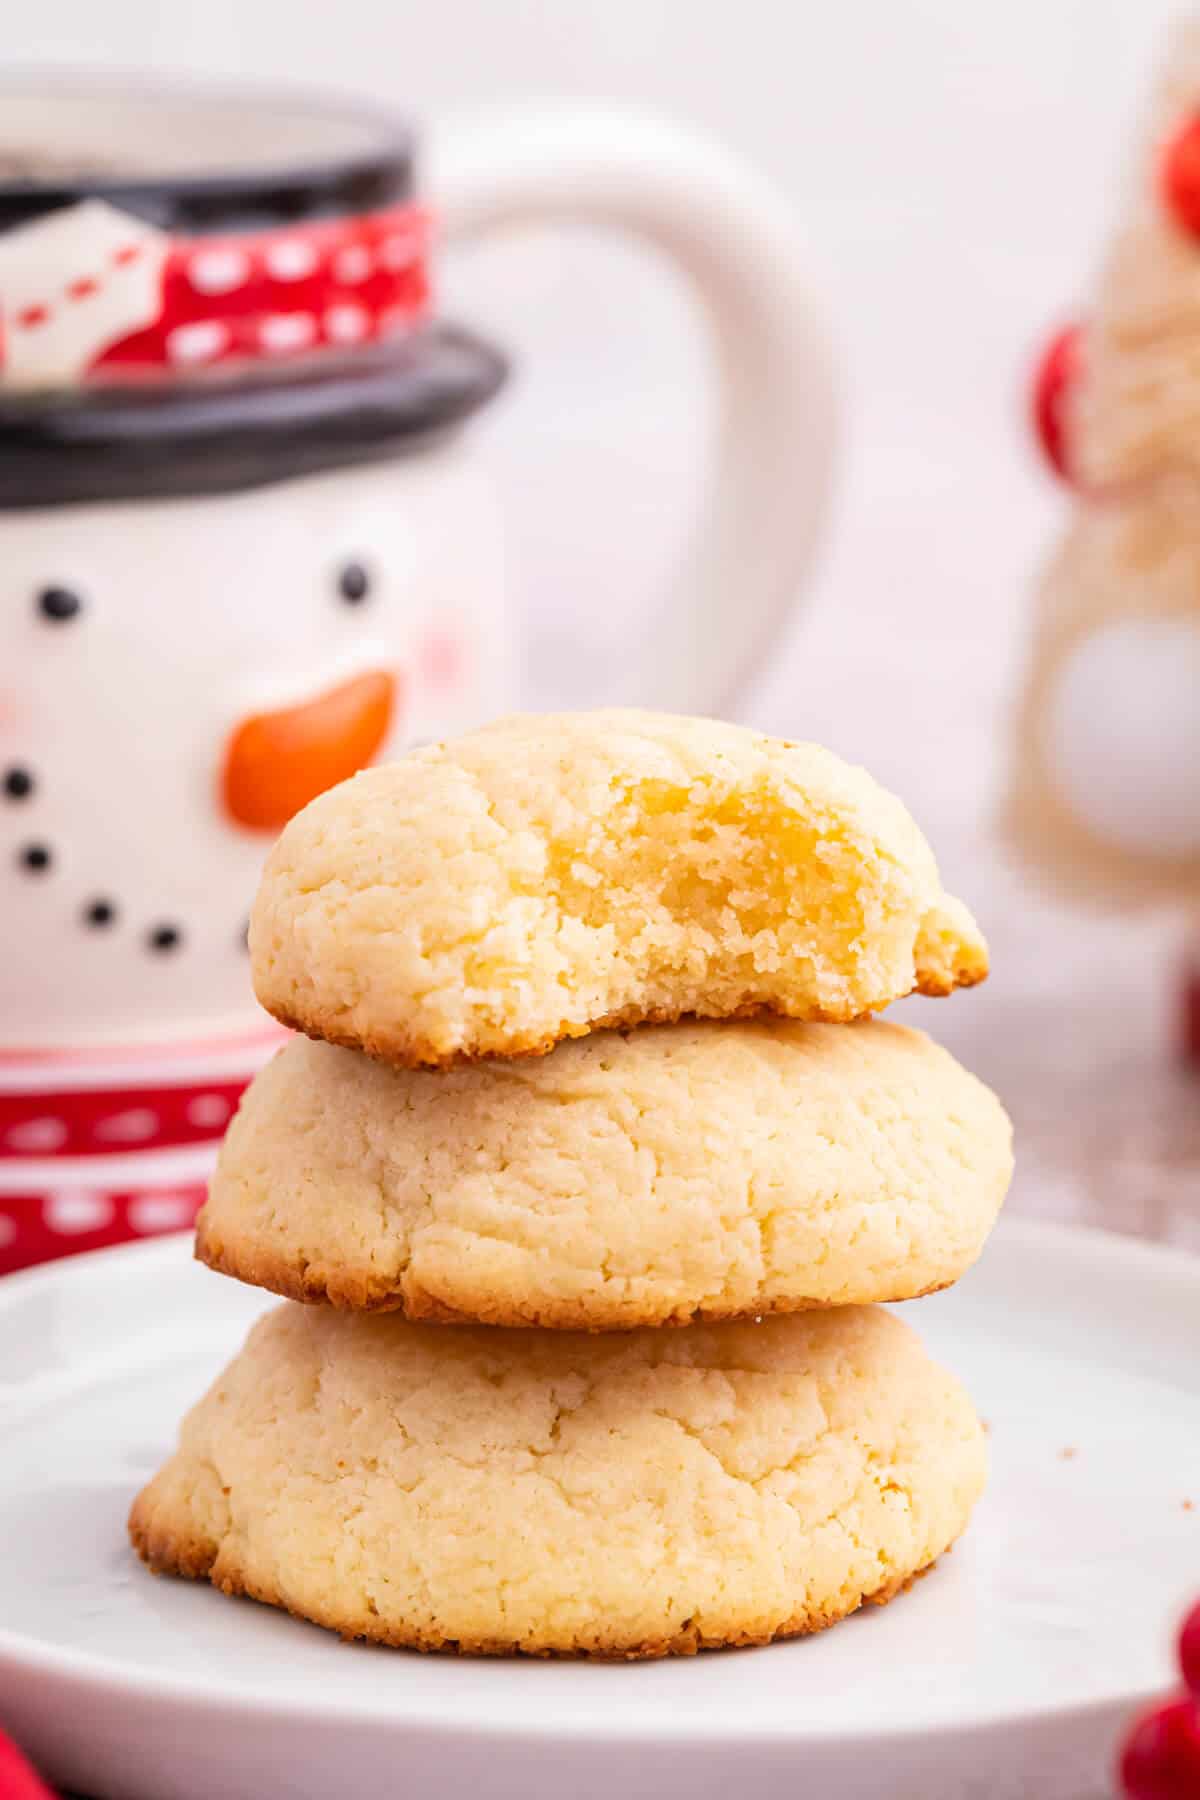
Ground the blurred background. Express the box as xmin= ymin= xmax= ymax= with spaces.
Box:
xmin=2 ymin=0 xmax=1197 ymax=1261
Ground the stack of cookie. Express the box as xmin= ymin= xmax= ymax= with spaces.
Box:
xmin=131 ymin=711 xmax=1011 ymax=1659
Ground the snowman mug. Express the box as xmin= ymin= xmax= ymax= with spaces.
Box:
xmin=0 ymin=81 xmax=835 ymax=1272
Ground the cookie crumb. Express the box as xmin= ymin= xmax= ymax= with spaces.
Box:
xmin=1184 ymin=1499 xmax=1195 ymax=1512
xmin=1059 ymin=1447 xmax=1078 ymax=1461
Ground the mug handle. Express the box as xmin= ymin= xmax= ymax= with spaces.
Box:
xmin=431 ymin=104 xmax=838 ymax=715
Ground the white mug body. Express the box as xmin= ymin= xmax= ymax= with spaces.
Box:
xmin=0 ymin=437 xmax=511 ymax=1050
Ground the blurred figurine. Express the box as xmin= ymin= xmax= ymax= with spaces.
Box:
xmin=1014 ymin=16 xmax=1200 ymax=1065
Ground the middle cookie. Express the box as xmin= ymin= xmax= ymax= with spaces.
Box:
xmin=199 ymin=1018 xmax=1011 ymax=1329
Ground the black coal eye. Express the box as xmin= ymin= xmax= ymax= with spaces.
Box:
xmin=337 ymin=562 xmax=371 ymax=604
xmin=17 ymin=842 xmax=52 ymax=873
xmin=3 ymin=766 xmax=34 ymax=800
xmin=83 ymin=897 xmax=117 ymax=929
xmin=146 ymin=922 xmax=183 ymax=954
xmin=36 ymin=586 xmax=84 ymax=624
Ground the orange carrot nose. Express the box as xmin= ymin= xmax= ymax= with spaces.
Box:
xmin=221 ymin=669 xmax=397 ymax=832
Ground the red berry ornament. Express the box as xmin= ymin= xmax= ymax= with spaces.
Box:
xmin=1120 ymin=1697 xmax=1200 ymax=1800
xmin=0 ymin=1730 xmax=55 ymax=1800
xmin=1181 ymin=1601 xmax=1200 ymax=1699
xmin=1032 ymin=322 xmax=1083 ymax=482
xmin=1161 ymin=116 xmax=1200 ymax=238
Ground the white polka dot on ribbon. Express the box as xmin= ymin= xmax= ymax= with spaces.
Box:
xmin=167 ymin=320 xmax=229 ymax=365
xmin=259 ymin=313 xmax=316 ymax=354
xmin=333 ymin=244 xmax=372 ymax=284
xmin=95 ymin=1107 xmax=159 ymax=1145
xmin=188 ymin=247 xmax=250 ymax=295
xmin=127 ymin=1192 xmax=198 ymax=1235
xmin=5 ymin=1116 xmax=68 ymax=1154
xmin=186 ymin=1093 xmax=232 ymax=1130
xmin=45 ymin=1189 xmax=115 ymax=1234
xmin=265 ymin=239 xmax=318 ymax=281
xmin=325 ymin=304 xmax=369 ymax=345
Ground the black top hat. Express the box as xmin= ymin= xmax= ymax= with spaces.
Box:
xmin=0 ymin=76 xmax=507 ymax=507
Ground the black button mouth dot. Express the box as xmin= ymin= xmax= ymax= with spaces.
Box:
xmin=83 ymin=898 xmax=117 ymax=929
xmin=146 ymin=923 xmax=183 ymax=954
xmin=3 ymin=766 xmax=34 ymax=800
xmin=337 ymin=561 xmax=371 ymax=604
xmin=36 ymin=586 xmax=84 ymax=624
xmin=17 ymin=842 xmax=52 ymax=873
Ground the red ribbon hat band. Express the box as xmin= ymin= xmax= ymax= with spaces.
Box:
xmin=0 ymin=197 xmax=432 ymax=389
xmin=0 ymin=89 xmax=506 ymax=503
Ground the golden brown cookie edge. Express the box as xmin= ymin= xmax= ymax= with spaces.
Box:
xmin=129 ymin=1483 xmax=946 ymax=1660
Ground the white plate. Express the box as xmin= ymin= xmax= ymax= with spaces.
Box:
xmin=0 ymin=1219 xmax=1197 ymax=1800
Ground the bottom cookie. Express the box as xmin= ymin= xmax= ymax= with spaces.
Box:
xmin=130 ymin=1302 xmax=986 ymax=1658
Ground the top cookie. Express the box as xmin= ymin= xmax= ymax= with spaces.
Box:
xmin=250 ymin=709 xmax=987 ymax=1066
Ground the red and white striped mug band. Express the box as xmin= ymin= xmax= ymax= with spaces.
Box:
xmin=0 ymin=199 xmax=431 ymax=390
xmin=0 ymin=1077 xmax=248 ymax=1160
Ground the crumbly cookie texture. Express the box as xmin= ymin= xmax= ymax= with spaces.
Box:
xmin=197 ymin=1018 xmax=1011 ymax=1328
xmin=249 ymin=710 xmax=988 ymax=1067
xmin=130 ymin=1302 xmax=986 ymax=1658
